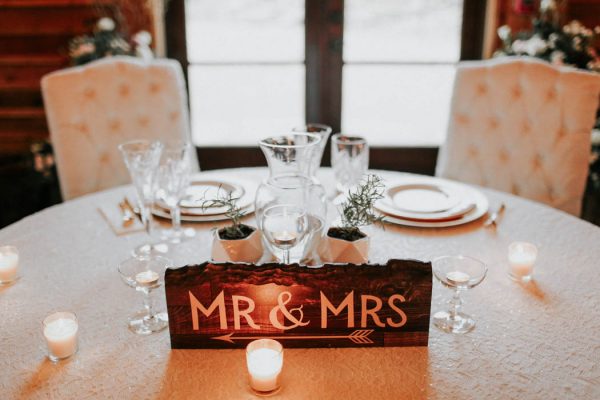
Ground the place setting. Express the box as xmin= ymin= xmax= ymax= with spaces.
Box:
xmin=373 ymin=176 xmax=489 ymax=228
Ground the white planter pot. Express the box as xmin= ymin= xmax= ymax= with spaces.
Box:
xmin=211 ymin=228 xmax=263 ymax=263
xmin=318 ymin=234 xmax=370 ymax=264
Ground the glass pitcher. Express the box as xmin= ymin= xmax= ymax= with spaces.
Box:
xmin=255 ymin=133 xmax=327 ymax=265
xmin=292 ymin=123 xmax=332 ymax=181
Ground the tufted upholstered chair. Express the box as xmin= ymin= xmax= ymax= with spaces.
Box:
xmin=42 ymin=56 xmax=198 ymax=200
xmin=436 ymin=57 xmax=600 ymax=216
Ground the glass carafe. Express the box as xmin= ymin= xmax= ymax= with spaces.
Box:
xmin=255 ymin=133 xmax=327 ymax=265
xmin=292 ymin=123 xmax=332 ymax=181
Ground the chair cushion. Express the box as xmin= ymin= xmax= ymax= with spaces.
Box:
xmin=436 ymin=57 xmax=600 ymax=215
xmin=42 ymin=56 xmax=195 ymax=200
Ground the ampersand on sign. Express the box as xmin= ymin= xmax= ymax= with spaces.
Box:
xmin=269 ymin=291 xmax=309 ymax=330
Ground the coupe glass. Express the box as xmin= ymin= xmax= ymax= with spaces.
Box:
xmin=261 ymin=204 xmax=308 ymax=264
xmin=155 ymin=142 xmax=196 ymax=244
xmin=117 ymin=255 xmax=171 ymax=335
xmin=432 ymin=255 xmax=487 ymax=334
xmin=331 ymin=134 xmax=369 ymax=192
xmin=118 ymin=140 xmax=168 ymax=256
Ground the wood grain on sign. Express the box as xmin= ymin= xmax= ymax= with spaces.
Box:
xmin=165 ymin=259 xmax=432 ymax=349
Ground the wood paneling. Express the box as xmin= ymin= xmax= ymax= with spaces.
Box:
xmin=0 ymin=0 xmax=155 ymax=156
xmin=0 ymin=7 xmax=106 ymax=36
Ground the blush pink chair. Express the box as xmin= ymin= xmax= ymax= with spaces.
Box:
xmin=436 ymin=57 xmax=600 ymax=215
xmin=42 ymin=56 xmax=198 ymax=200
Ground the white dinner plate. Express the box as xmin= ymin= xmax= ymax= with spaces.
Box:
xmin=376 ymin=177 xmax=488 ymax=228
xmin=152 ymin=204 xmax=254 ymax=222
xmin=155 ymin=179 xmax=251 ymax=216
xmin=385 ymin=183 xmax=461 ymax=214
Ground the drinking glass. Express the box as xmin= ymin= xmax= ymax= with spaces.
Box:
xmin=117 ymin=255 xmax=171 ymax=335
xmin=292 ymin=123 xmax=332 ymax=179
xmin=432 ymin=255 xmax=487 ymax=334
xmin=261 ymin=204 xmax=308 ymax=264
xmin=118 ymin=140 xmax=168 ymax=256
xmin=331 ymin=134 xmax=369 ymax=192
xmin=155 ymin=142 xmax=196 ymax=244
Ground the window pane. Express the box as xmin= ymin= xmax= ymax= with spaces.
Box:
xmin=186 ymin=0 xmax=304 ymax=63
xmin=189 ymin=65 xmax=305 ymax=146
xmin=344 ymin=0 xmax=463 ymax=62
xmin=342 ymin=65 xmax=455 ymax=146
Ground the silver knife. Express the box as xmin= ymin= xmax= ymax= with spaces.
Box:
xmin=484 ymin=203 xmax=505 ymax=227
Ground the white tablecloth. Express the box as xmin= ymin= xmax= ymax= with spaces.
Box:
xmin=1 ymin=168 xmax=599 ymax=399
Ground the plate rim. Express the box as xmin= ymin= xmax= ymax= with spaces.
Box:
xmin=385 ymin=182 xmax=461 ymax=214
xmin=377 ymin=177 xmax=489 ymax=228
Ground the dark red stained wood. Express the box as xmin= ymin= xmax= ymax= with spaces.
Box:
xmin=165 ymin=259 xmax=432 ymax=349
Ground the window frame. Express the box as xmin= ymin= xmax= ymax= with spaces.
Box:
xmin=165 ymin=0 xmax=487 ymax=175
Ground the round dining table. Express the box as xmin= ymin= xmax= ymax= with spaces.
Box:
xmin=1 ymin=167 xmax=599 ymax=399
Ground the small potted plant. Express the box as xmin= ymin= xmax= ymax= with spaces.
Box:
xmin=202 ymin=191 xmax=263 ymax=263
xmin=318 ymin=175 xmax=385 ymax=264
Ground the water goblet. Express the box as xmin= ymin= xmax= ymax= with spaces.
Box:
xmin=118 ymin=140 xmax=168 ymax=256
xmin=117 ymin=255 xmax=172 ymax=335
xmin=155 ymin=142 xmax=196 ymax=244
xmin=331 ymin=134 xmax=369 ymax=193
xmin=261 ymin=204 xmax=308 ymax=264
xmin=432 ymin=255 xmax=487 ymax=334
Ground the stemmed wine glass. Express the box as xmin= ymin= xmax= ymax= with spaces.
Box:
xmin=432 ymin=255 xmax=487 ymax=334
xmin=155 ymin=142 xmax=196 ymax=244
xmin=117 ymin=255 xmax=172 ymax=335
xmin=118 ymin=140 xmax=168 ymax=256
xmin=261 ymin=204 xmax=308 ymax=264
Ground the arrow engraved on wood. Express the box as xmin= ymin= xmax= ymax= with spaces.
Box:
xmin=212 ymin=329 xmax=375 ymax=344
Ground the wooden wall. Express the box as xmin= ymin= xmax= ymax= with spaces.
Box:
xmin=0 ymin=0 xmax=154 ymax=158
xmin=0 ymin=0 xmax=155 ymax=228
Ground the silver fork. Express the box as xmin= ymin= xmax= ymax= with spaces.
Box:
xmin=484 ymin=203 xmax=505 ymax=228
xmin=118 ymin=201 xmax=135 ymax=227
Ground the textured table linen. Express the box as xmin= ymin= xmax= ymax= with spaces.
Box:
xmin=1 ymin=168 xmax=599 ymax=399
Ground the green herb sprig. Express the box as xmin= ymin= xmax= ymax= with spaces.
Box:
xmin=201 ymin=188 xmax=248 ymax=239
xmin=337 ymin=174 xmax=386 ymax=237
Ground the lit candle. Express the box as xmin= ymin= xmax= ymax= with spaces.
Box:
xmin=508 ymin=241 xmax=538 ymax=282
xmin=446 ymin=270 xmax=470 ymax=286
xmin=273 ymin=231 xmax=297 ymax=247
xmin=246 ymin=339 xmax=283 ymax=394
xmin=0 ymin=246 xmax=19 ymax=284
xmin=43 ymin=312 xmax=79 ymax=362
xmin=135 ymin=270 xmax=159 ymax=287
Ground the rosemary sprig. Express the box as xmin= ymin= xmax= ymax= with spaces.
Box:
xmin=200 ymin=187 xmax=248 ymax=239
xmin=339 ymin=174 xmax=386 ymax=230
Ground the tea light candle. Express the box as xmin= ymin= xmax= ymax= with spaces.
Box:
xmin=508 ymin=241 xmax=538 ymax=282
xmin=0 ymin=246 xmax=19 ymax=284
xmin=273 ymin=231 xmax=297 ymax=247
xmin=246 ymin=339 xmax=283 ymax=394
xmin=446 ymin=270 xmax=470 ymax=286
xmin=43 ymin=312 xmax=79 ymax=362
xmin=135 ymin=270 xmax=159 ymax=287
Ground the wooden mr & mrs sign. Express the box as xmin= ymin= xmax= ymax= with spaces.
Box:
xmin=165 ymin=259 xmax=432 ymax=349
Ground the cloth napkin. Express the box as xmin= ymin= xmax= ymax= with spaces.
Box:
xmin=98 ymin=202 xmax=145 ymax=236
